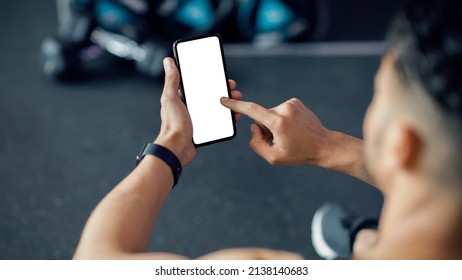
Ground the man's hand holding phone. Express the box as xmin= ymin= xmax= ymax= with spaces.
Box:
xmin=155 ymin=58 xmax=242 ymax=166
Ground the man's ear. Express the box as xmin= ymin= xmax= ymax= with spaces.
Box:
xmin=391 ymin=123 xmax=423 ymax=171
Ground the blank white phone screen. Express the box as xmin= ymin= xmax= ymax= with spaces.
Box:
xmin=176 ymin=36 xmax=234 ymax=145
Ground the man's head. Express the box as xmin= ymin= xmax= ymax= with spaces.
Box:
xmin=364 ymin=0 xmax=462 ymax=192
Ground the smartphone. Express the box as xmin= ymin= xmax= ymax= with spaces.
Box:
xmin=173 ymin=34 xmax=236 ymax=147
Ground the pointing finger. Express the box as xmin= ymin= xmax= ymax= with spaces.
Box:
xmin=220 ymin=97 xmax=275 ymax=128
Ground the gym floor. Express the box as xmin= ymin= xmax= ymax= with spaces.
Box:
xmin=0 ymin=0 xmax=400 ymax=259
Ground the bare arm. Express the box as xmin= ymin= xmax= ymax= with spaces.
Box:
xmin=318 ymin=131 xmax=372 ymax=185
xmin=73 ymin=58 xmax=195 ymax=259
xmin=73 ymin=155 xmax=190 ymax=259
xmin=220 ymin=97 xmax=374 ymax=186
xmin=73 ymin=58 xmax=302 ymax=260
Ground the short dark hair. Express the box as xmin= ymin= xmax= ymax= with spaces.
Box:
xmin=387 ymin=0 xmax=462 ymax=117
xmin=386 ymin=0 xmax=462 ymax=188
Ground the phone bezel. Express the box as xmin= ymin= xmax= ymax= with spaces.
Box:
xmin=173 ymin=34 xmax=236 ymax=147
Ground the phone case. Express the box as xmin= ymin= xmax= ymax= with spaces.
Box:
xmin=173 ymin=34 xmax=236 ymax=147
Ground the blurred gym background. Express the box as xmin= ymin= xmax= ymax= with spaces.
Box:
xmin=0 ymin=0 xmax=400 ymax=259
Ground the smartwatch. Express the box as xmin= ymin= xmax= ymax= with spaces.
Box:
xmin=136 ymin=143 xmax=182 ymax=188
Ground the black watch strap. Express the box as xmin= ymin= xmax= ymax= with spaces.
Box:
xmin=136 ymin=143 xmax=182 ymax=188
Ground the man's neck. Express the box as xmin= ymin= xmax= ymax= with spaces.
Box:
xmin=378 ymin=174 xmax=462 ymax=259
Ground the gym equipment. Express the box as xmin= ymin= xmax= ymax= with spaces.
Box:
xmin=237 ymin=0 xmax=326 ymax=48
xmin=40 ymin=0 xmax=329 ymax=81
xmin=40 ymin=0 xmax=238 ymax=80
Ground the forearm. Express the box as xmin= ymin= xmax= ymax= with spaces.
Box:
xmin=316 ymin=131 xmax=373 ymax=185
xmin=73 ymin=58 xmax=201 ymax=260
xmin=74 ymin=155 xmax=173 ymax=259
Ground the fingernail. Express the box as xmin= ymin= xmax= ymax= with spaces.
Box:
xmin=220 ymin=97 xmax=229 ymax=103
xmin=163 ymin=58 xmax=172 ymax=71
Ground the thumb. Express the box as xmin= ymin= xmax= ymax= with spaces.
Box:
xmin=163 ymin=57 xmax=180 ymax=97
xmin=249 ymin=124 xmax=273 ymax=161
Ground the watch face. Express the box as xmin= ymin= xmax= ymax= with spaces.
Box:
xmin=136 ymin=143 xmax=149 ymax=165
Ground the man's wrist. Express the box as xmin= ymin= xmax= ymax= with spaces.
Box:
xmin=303 ymin=129 xmax=336 ymax=167
xmin=154 ymin=135 xmax=196 ymax=167
xmin=137 ymin=143 xmax=182 ymax=188
xmin=315 ymin=130 xmax=363 ymax=172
